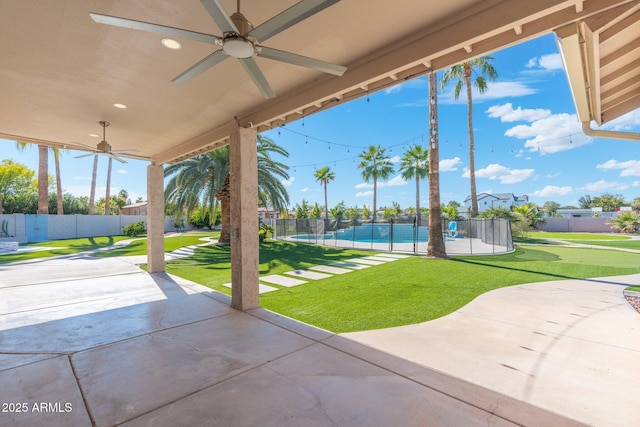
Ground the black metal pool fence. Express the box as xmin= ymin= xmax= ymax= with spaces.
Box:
xmin=270 ymin=217 xmax=514 ymax=255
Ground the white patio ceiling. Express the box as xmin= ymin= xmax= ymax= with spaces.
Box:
xmin=1 ymin=0 xmax=638 ymax=164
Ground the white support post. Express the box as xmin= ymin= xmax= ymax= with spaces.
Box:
xmin=230 ymin=126 xmax=259 ymax=310
xmin=147 ymin=163 xmax=165 ymax=273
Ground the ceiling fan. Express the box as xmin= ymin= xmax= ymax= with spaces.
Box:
xmin=71 ymin=121 xmax=139 ymax=164
xmin=89 ymin=0 xmax=347 ymax=99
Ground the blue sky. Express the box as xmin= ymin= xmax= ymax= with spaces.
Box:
xmin=2 ymin=33 xmax=640 ymax=210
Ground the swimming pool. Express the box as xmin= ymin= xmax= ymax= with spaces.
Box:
xmin=293 ymin=223 xmax=428 ymax=244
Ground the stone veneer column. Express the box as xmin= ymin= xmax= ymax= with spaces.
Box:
xmin=230 ymin=126 xmax=259 ymax=310
xmin=147 ymin=163 xmax=165 ymax=273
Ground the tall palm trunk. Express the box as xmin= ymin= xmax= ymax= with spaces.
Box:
xmin=54 ymin=149 xmax=63 ymax=214
xmin=216 ymin=175 xmax=231 ymax=244
xmin=323 ymin=182 xmax=328 ymax=221
xmin=89 ymin=155 xmax=98 ymax=215
xmin=104 ymin=157 xmax=112 ymax=215
xmin=427 ymin=71 xmax=447 ymax=258
xmin=372 ymin=176 xmax=377 ymax=222
xmin=37 ymin=145 xmax=49 ymax=214
xmin=415 ymin=172 xmax=421 ymax=223
xmin=464 ymin=65 xmax=478 ymax=217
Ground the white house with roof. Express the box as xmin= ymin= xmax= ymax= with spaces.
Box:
xmin=464 ymin=193 xmax=529 ymax=214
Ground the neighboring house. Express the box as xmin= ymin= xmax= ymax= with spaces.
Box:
xmin=258 ymin=207 xmax=287 ymax=220
xmin=121 ymin=202 xmax=147 ymax=215
xmin=464 ymin=193 xmax=529 ymax=214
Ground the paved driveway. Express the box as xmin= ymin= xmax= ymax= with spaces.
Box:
xmin=345 ymin=274 xmax=640 ymax=427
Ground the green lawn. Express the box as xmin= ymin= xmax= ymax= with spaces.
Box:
xmin=0 ymin=235 xmax=132 ymax=264
xmin=0 ymin=231 xmax=220 ymax=264
xmin=164 ymin=240 xmax=374 ymax=293
xmin=562 ymin=240 xmax=640 ymax=250
xmin=166 ymin=241 xmax=640 ymax=333
xmin=91 ymin=232 xmax=220 ymax=258
xmin=526 ymin=231 xmax=631 ymax=240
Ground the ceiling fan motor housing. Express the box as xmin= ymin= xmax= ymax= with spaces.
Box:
xmin=97 ymin=141 xmax=112 ymax=152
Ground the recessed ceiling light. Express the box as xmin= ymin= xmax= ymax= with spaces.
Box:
xmin=89 ymin=133 xmax=99 ymax=138
xmin=161 ymin=38 xmax=181 ymax=50
xmin=113 ymin=103 xmax=127 ymax=109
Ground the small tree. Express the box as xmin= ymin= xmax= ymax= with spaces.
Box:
xmin=294 ymin=200 xmax=310 ymax=219
xmin=362 ymin=205 xmax=372 ymax=221
xmin=310 ymin=202 xmax=323 ymax=219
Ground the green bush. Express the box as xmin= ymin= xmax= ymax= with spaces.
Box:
xmin=609 ymin=211 xmax=640 ymax=233
xmin=122 ymin=221 xmax=146 ymax=237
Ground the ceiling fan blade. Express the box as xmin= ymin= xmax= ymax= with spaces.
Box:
xmin=258 ymin=46 xmax=346 ymax=76
xmin=111 ymin=149 xmax=140 ymax=154
xmin=106 ymin=153 xmax=127 ymax=164
xmin=89 ymin=13 xmax=221 ymax=45
xmin=238 ymin=58 xmax=275 ymax=99
xmin=200 ymin=0 xmax=238 ymax=34
xmin=74 ymin=153 xmax=97 ymax=159
xmin=68 ymin=141 xmax=99 ymax=151
xmin=249 ymin=0 xmax=340 ymax=43
xmin=172 ymin=50 xmax=229 ymax=83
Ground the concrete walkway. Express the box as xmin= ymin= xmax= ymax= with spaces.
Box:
xmin=344 ymin=274 xmax=640 ymax=427
xmin=0 ymin=255 xmax=584 ymax=426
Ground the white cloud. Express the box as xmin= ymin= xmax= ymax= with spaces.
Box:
xmin=633 ymin=181 xmax=640 ymax=187
xmin=486 ymin=103 xmax=551 ymax=122
xmin=463 ymin=163 xmax=534 ymax=184
xmin=355 ymin=182 xmax=373 ymax=189
xmin=600 ymin=109 xmax=640 ymax=132
xmin=355 ymin=175 xmax=408 ymax=189
xmin=439 ymin=157 xmax=462 ymax=172
xmin=281 ymin=176 xmax=295 ymax=187
xmin=117 ymin=169 xmax=127 ymax=174
xmin=301 ymin=187 xmax=309 ymax=192
xmin=533 ymin=185 xmax=572 ymax=197
xmin=581 ymin=180 xmax=629 ymax=192
xmin=500 ymin=111 xmax=589 ymax=154
xmin=381 ymin=175 xmax=407 ymax=187
xmin=355 ymin=191 xmax=373 ymax=198
xmin=389 ymin=155 xmax=401 ymax=163
xmin=525 ymin=53 xmax=563 ymax=71
xmin=440 ymin=81 xmax=537 ymax=104
xmin=385 ymin=85 xmax=403 ymax=95
xmin=596 ymin=159 xmax=640 ymax=177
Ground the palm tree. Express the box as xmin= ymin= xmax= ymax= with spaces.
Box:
xmin=357 ymin=145 xmax=394 ymax=222
xmin=313 ymin=166 xmax=335 ymax=222
xmin=36 ymin=145 xmax=49 ymax=214
xmin=104 ymin=157 xmax=113 ymax=215
xmin=399 ymin=144 xmax=428 ymax=223
xmin=16 ymin=142 xmax=50 ymax=214
xmin=52 ymin=148 xmax=63 ymax=214
xmin=88 ymin=155 xmax=99 ymax=215
xmin=427 ymin=71 xmax=447 ymax=258
xmin=440 ymin=56 xmax=498 ymax=217
xmin=164 ymin=134 xmax=289 ymax=244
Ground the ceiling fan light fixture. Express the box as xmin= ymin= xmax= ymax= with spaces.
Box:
xmin=223 ymin=36 xmax=255 ymax=58
xmin=161 ymin=38 xmax=182 ymax=50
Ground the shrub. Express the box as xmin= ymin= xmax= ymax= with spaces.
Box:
xmin=122 ymin=221 xmax=146 ymax=237
xmin=609 ymin=211 xmax=640 ymax=233
xmin=259 ymin=218 xmax=273 ymax=243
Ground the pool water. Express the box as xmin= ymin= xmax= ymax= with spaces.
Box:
xmin=294 ymin=223 xmax=429 ymax=244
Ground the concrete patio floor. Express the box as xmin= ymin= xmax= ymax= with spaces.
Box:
xmin=1 ymin=254 xmax=592 ymax=426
